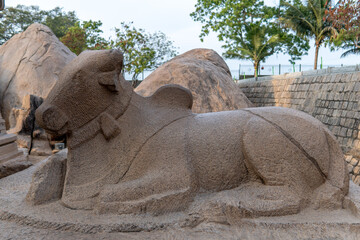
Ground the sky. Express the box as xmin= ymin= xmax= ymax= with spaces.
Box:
xmin=5 ymin=0 xmax=360 ymax=75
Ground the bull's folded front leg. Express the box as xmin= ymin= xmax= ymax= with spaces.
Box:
xmin=95 ymin=116 xmax=197 ymax=215
xmin=95 ymin=173 xmax=195 ymax=215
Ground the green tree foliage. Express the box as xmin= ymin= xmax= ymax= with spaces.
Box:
xmin=60 ymin=20 xmax=109 ymax=55
xmin=221 ymin=22 xmax=280 ymax=77
xmin=59 ymin=22 xmax=87 ymax=55
xmin=280 ymin=0 xmax=336 ymax=69
xmin=42 ymin=7 xmax=78 ymax=39
xmin=326 ymin=0 xmax=360 ymax=57
xmin=82 ymin=20 xmax=109 ymax=50
xmin=0 ymin=5 xmax=78 ymax=44
xmin=0 ymin=5 xmax=44 ymax=44
xmin=190 ymin=0 xmax=309 ymax=77
xmin=112 ymin=22 xmax=178 ymax=87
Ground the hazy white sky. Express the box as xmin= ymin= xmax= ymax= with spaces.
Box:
xmin=6 ymin=0 xmax=360 ymax=73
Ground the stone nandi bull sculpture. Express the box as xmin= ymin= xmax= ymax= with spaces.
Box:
xmin=35 ymin=49 xmax=348 ymax=216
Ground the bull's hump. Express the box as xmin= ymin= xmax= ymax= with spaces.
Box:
xmin=149 ymin=84 xmax=193 ymax=110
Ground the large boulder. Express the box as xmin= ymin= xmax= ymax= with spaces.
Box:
xmin=135 ymin=48 xmax=252 ymax=113
xmin=0 ymin=23 xmax=76 ymax=129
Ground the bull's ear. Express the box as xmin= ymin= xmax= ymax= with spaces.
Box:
xmin=98 ymin=72 xmax=119 ymax=92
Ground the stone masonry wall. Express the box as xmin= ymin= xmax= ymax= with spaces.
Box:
xmin=237 ymin=66 xmax=360 ymax=183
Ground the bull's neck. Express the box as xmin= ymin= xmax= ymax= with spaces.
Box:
xmin=67 ymin=89 xmax=134 ymax=149
xmin=67 ymin=90 xmax=192 ymax=150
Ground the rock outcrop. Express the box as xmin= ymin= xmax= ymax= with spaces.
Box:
xmin=0 ymin=23 xmax=76 ymax=129
xmin=135 ymin=48 xmax=252 ymax=113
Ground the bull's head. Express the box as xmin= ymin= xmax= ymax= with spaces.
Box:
xmin=36 ymin=49 xmax=132 ymax=137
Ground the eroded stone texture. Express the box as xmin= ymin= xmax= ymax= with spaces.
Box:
xmin=135 ymin=48 xmax=252 ymax=113
xmin=33 ymin=49 xmax=348 ymax=217
xmin=0 ymin=23 xmax=76 ymax=128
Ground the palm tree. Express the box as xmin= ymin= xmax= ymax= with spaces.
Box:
xmin=280 ymin=0 xmax=337 ymax=69
xmin=338 ymin=34 xmax=360 ymax=57
xmin=223 ymin=23 xmax=280 ymax=78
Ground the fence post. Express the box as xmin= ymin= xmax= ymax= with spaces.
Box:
xmin=239 ymin=64 xmax=241 ymax=80
xmin=279 ymin=64 xmax=281 ymax=75
xmin=299 ymin=64 xmax=301 ymax=72
xmin=320 ymin=57 xmax=323 ymax=69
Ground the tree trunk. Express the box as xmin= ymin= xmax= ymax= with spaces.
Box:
xmin=314 ymin=41 xmax=320 ymax=70
xmin=132 ymin=80 xmax=138 ymax=88
xmin=253 ymin=61 xmax=259 ymax=80
xmin=132 ymin=73 xmax=139 ymax=88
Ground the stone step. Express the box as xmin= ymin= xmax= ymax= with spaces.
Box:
xmin=0 ymin=118 xmax=5 ymax=134
xmin=0 ymin=134 xmax=17 ymax=146
xmin=0 ymin=150 xmax=23 ymax=164
xmin=0 ymin=142 xmax=22 ymax=164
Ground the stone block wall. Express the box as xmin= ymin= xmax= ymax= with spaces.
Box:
xmin=237 ymin=66 xmax=360 ymax=182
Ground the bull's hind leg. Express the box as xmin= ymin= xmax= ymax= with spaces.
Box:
xmin=240 ymin=114 xmax=326 ymax=216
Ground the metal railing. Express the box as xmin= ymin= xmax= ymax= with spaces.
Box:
xmin=232 ymin=64 xmax=346 ymax=80
xmin=123 ymin=64 xmax=350 ymax=82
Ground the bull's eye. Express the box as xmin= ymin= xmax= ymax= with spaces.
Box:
xmin=99 ymin=63 xmax=116 ymax=72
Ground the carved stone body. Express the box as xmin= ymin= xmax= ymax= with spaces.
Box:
xmin=35 ymin=50 xmax=348 ymax=216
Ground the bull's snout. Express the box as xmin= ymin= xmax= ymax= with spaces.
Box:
xmin=35 ymin=104 xmax=69 ymax=135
